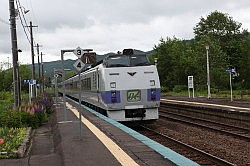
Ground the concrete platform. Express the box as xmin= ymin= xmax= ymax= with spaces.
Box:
xmin=62 ymin=97 xmax=198 ymax=166
xmin=0 ymin=97 xmax=199 ymax=166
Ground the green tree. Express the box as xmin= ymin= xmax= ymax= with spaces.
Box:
xmin=154 ymin=37 xmax=200 ymax=89
xmin=153 ymin=36 xmax=228 ymax=91
xmin=0 ymin=65 xmax=32 ymax=92
xmin=238 ymin=37 xmax=250 ymax=88
xmin=1 ymin=69 xmax=13 ymax=92
xmin=65 ymin=71 xmax=76 ymax=79
xmin=19 ymin=65 xmax=32 ymax=92
xmin=193 ymin=36 xmax=228 ymax=90
xmin=153 ymin=37 xmax=181 ymax=89
xmin=194 ymin=10 xmax=248 ymax=69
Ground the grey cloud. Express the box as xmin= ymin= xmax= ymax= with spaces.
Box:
xmin=1 ymin=0 xmax=250 ymax=64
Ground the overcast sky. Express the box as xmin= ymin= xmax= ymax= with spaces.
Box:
xmin=1 ymin=0 xmax=250 ymax=66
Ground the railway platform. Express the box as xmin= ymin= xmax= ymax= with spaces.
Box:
xmin=160 ymin=95 xmax=250 ymax=128
xmin=56 ymin=97 xmax=198 ymax=166
xmin=161 ymin=95 xmax=250 ymax=112
xmin=0 ymin=97 xmax=199 ymax=166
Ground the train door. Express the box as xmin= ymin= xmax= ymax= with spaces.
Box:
xmin=96 ymin=68 xmax=100 ymax=102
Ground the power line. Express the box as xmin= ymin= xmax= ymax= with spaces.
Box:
xmin=16 ymin=0 xmax=30 ymax=33
xmin=29 ymin=0 xmax=38 ymax=25
xmin=15 ymin=0 xmax=31 ymax=44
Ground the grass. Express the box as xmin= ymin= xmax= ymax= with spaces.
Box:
xmin=0 ymin=127 xmax=27 ymax=159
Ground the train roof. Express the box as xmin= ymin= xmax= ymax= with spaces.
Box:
xmin=65 ymin=49 xmax=149 ymax=80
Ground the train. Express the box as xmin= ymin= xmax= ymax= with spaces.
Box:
xmin=59 ymin=49 xmax=160 ymax=122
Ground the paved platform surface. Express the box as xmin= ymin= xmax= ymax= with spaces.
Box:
xmin=62 ymin=98 xmax=177 ymax=166
xmin=1 ymin=97 xmax=181 ymax=166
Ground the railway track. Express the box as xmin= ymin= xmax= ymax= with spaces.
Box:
xmin=137 ymin=125 xmax=235 ymax=166
xmin=159 ymin=109 xmax=250 ymax=141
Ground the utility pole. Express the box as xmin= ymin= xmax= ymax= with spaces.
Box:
xmin=205 ymin=45 xmax=211 ymax=99
xmin=35 ymin=43 xmax=42 ymax=94
xmin=27 ymin=21 xmax=38 ymax=81
xmin=26 ymin=21 xmax=38 ymax=98
xmin=41 ymin=52 xmax=45 ymax=95
xmin=9 ymin=0 xmax=20 ymax=107
xmin=7 ymin=57 xmax=10 ymax=69
xmin=36 ymin=44 xmax=41 ymax=80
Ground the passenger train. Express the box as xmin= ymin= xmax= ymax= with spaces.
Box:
xmin=59 ymin=49 xmax=160 ymax=122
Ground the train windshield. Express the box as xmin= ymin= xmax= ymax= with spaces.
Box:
xmin=106 ymin=55 xmax=130 ymax=67
xmin=105 ymin=54 xmax=150 ymax=68
xmin=130 ymin=54 xmax=150 ymax=66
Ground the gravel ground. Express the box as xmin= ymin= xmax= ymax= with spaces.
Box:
xmin=145 ymin=119 xmax=250 ymax=166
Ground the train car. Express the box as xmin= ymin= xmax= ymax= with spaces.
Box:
xmin=61 ymin=49 xmax=160 ymax=122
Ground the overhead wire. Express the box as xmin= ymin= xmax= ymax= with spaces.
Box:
xmin=15 ymin=0 xmax=31 ymax=44
xmin=16 ymin=0 xmax=30 ymax=33
xmin=28 ymin=0 xmax=40 ymax=47
xmin=28 ymin=0 xmax=38 ymax=26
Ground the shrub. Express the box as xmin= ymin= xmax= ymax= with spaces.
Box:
xmin=0 ymin=91 xmax=13 ymax=111
xmin=32 ymin=93 xmax=54 ymax=114
xmin=0 ymin=92 xmax=54 ymax=129
xmin=0 ymin=91 xmax=12 ymax=100
xmin=173 ymin=85 xmax=187 ymax=93
xmin=161 ymin=86 xmax=170 ymax=93
xmin=0 ymin=110 xmax=39 ymax=129
xmin=0 ymin=127 xmax=27 ymax=159
xmin=18 ymin=103 xmax=48 ymax=127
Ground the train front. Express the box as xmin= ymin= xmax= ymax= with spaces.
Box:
xmin=100 ymin=49 xmax=160 ymax=121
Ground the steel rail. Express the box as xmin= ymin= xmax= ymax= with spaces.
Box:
xmin=159 ymin=112 xmax=250 ymax=141
xmin=140 ymin=125 xmax=235 ymax=166
xmin=160 ymin=107 xmax=250 ymax=132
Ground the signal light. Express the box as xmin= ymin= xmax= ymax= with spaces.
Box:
xmin=81 ymin=52 xmax=97 ymax=64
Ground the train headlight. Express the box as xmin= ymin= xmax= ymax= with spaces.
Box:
xmin=151 ymin=89 xmax=156 ymax=100
xmin=110 ymin=82 xmax=116 ymax=88
xmin=111 ymin=91 xmax=117 ymax=103
xmin=111 ymin=91 xmax=116 ymax=97
xmin=150 ymin=80 xmax=155 ymax=86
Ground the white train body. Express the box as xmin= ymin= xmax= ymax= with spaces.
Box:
xmin=63 ymin=49 xmax=160 ymax=121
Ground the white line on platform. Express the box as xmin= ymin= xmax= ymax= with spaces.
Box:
xmin=57 ymin=121 xmax=73 ymax=124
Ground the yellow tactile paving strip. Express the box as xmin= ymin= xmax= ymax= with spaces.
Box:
xmin=66 ymin=102 xmax=139 ymax=166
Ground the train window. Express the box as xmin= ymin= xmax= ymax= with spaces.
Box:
xmin=106 ymin=55 xmax=129 ymax=68
xmin=130 ymin=54 xmax=150 ymax=66
xmin=82 ymin=78 xmax=91 ymax=90
xmin=104 ymin=53 xmax=150 ymax=68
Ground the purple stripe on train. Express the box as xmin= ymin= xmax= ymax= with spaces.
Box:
xmin=147 ymin=89 xmax=161 ymax=101
xmin=101 ymin=91 xmax=121 ymax=104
